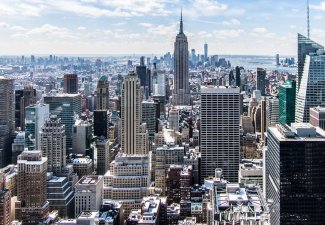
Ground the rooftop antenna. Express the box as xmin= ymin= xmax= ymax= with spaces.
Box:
xmin=179 ymin=8 xmax=183 ymax=34
xmin=307 ymin=0 xmax=310 ymax=39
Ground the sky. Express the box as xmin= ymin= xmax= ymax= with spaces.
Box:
xmin=0 ymin=0 xmax=324 ymax=56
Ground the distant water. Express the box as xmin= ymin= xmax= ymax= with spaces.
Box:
xmin=220 ymin=55 xmax=297 ymax=74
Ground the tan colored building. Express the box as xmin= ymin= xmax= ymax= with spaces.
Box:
xmin=121 ymin=71 xmax=148 ymax=154
xmin=15 ymin=151 xmax=49 ymax=224
xmin=155 ymin=145 xmax=184 ymax=195
xmin=103 ymin=153 xmax=151 ymax=218
xmin=40 ymin=116 xmax=66 ymax=175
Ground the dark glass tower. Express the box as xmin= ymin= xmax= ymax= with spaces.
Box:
xmin=279 ymin=80 xmax=296 ymax=125
xmin=256 ymin=68 xmax=266 ymax=96
xmin=266 ymin=124 xmax=325 ymax=225
xmin=172 ymin=11 xmax=190 ymax=105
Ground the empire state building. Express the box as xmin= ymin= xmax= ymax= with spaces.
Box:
xmin=173 ymin=11 xmax=190 ymax=105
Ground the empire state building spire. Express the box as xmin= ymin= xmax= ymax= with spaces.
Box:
xmin=173 ymin=10 xmax=190 ymax=105
xmin=179 ymin=9 xmax=183 ymax=34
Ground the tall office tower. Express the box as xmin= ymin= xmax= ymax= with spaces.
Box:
xmin=15 ymin=151 xmax=49 ymax=224
xmin=96 ymin=75 xmax=109 ymax=110
xmin=235 ymin=66 xmax=241 ymax=88
xmin=11 ymin=132 xmax=25 ymax=164
xmin=204 ymin=43 xmax=208 ymax=62
xmin=72 ymin=120 xmax=93 ymax=155
xmin=103 ymin=153 xmax=151 ymax=218
xmin=296 ymin=50 xmax=325 ymax=123
xmin=0 ymin=77 xmax=15 ymax=168
xmin=136 ymin=62 xmax=147 ymax=87
xmin=25 ymin=104 xmax=49 ymax=150
xmin=121 ymin=71 xmax=145 ymax=154
xmin=44 ymin=94 xmax=81 ymax=152
xmin=191 ymin=49 xmax=196 ymax=66
xmin=266 ymin=123 xmax=325 ymax=225
xmin=168 ymin=107 xmax=180 ymax=131
xmin=0 ymin=172 xmax=11 ymax=225
xmin=142 ymin=100 xmax=158 ymax=138
xmin=279 ymin=80 xmax=296 ymax=125
xmin=200 ymin=86 xmax=240 ymax=183
xmin=155 ymin=145 xmax=184 ymax=194
xmin=63 ymin=74 xmax=78 ymax=94
xmin=40 ymin=116 xmax=66 ymax=176
xmin=297 ymin=34 xmax=324 ymax=91
xmin=261 ymin=98 xmax=267 ymax=140
xmin=15 ymin=86 xmax=37 ymax=130
xmin=93 ymin=110 xmax=109 ymax=138
xmin=96 ymin=138 xmax=110 ymax=175
xmin=276 ymin=54 xmax=280 ymax=66
xmin=172 ymin=12 xmax=190 ymax=106
xmin=75 ymin=176 xmax=103 ymax=217
xmin=256 ymin=68 xmax=266 ymax=96
xmin=310 ymin=106 xmax=325 ymax=130
xmin=266 ymin=97 xmax=279 ymax=129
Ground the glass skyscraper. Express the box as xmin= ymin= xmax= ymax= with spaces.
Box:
xmin=266 ymin=123 xmax=325 ymax=225
xmin=297 ymin=34 xmax=324 ymax=91
xmin=279 ymin=80 xmax=296 ymax=125
xmin=296 ymin=51 xmax=325 ymax=123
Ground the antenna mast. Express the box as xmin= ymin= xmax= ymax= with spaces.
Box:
xmin=307 ymin=0 xmax=310 ymax=39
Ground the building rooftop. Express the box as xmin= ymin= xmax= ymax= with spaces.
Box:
xmin=71 ymin=158 xmax=92 ymax=165
xmin=214 ymin=183 xmax=269 ymax=223
xmin=77 ymin=176 xmax=102 ymax=186
xmin=269 ymin=123 xmax=325 ymax=141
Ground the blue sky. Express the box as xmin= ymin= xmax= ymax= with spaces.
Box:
xmin=0 ymin=0 xmax=324 ymax=55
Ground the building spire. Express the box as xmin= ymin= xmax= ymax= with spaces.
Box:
xmin=179 ymin=8 xmax=183 ymax=34
xmin=307 ymin=0 xmax=310 ymax=39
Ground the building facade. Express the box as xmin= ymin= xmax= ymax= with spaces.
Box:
xmin=279 ymin=80 xmax=296 ymax=125
xmin=200 ymin=86 xmax=240 ymax=183
xmin=172 ymin=12 xmax=190 ymax=105
xmin=266 ymin=123 xmax=325 ymax=225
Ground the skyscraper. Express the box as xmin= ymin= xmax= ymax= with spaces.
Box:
xmin=276 ymin=54 xmax=280 ymax=66
xmin=266 ymin=123 xmax=325 ymax=225
xmin=266 ymin=97 xmax=279 ymax=129
xmin=0 ymin=77 xmax=15 ymax=168
xmin=63 ymin=74 xmax=78 ymax=94
xmin=279 ymin=80 xmax=296 ymax=125
xmin=200 ymin=86 xmax=240 ymax=183
xmin=296 ymin=49 xmax=325 ymax=123
xmin=0 ymin=172 xmax=11 ymax=225
xmin=142 ymin=100 xmax=158 ymax=138
xmin=25 ymin=103 xmax=49 ymax=150
xmin=40 ymin=116 xmax=66 ymax=176
xmin=15 ymin=86 xmax=37 ymax=130
xmin=96 ymin=75 xmax=109 ymax=111
xmin=121 ymin=71 xmax=147 ymax=154
xmin=15 ymin=151 xmax=49 ymax=224
xmin=44 ymin=94 xmax=81 ymax=152
xmin=204 ymin=43 xmax=208 ymax=62
xmin=256 ymin=68 xmax=266 ymax=96
xmin=297 ymin=34 xmax=324 ymax=91
xmin=172 ymin=11 xmax=190 ymax=105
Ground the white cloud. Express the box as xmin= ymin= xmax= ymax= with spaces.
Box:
xmin=289 ymin=25 xmax=296 ymax=29
xmin=11 ymin=26 xmax=27 ymax=31
xmin=77 ymin=26 xmax=87 ymax=30
xmin=212 ymin=29 xmax=244 ymax=38
xmin=222 ymin=19 xmax=241 ymax=26
xmin=252 ymin=27 xmax=268 ymax=33
xmin=0 ymin=22 xmax=10 ymax=28
xmin=0 ymin=1 xmax=45 ymax=16
xmin=23 ymin=24 xmax=77 ymax=39
xmin=311 ymin=2 xmax=325 ymax=11
xmin=139 ymin=23 xmax=153 ymax=28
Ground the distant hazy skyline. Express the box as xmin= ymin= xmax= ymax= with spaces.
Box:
xmin=0 ymin=0 xmax=324 ymax=55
